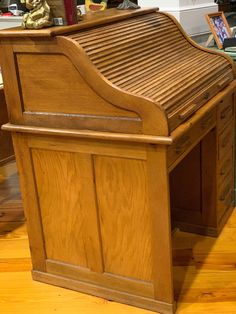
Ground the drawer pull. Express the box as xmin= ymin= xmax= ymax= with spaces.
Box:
xmin=179 ymin=104 xmax=196 ymax=120
xmin=0 ymin=212 xmax=5 ymax=218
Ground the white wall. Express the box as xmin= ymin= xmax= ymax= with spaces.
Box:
xmin=137 ymin=0 xmax=218 ymax=36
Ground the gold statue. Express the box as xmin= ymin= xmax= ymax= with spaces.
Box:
xmin=22 ymin=0 xmax=53 ymax=29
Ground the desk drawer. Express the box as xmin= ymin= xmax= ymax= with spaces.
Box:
xmin=218 ymin=120 xmax=234 ymax=160
xmin=217 ymin=173 xmax=234 ymax=221
xmin=218 ymin=149 xmax=234 ymax=186
xmin=217 ymin=94 xmax=234 ymax=131
xmin=168 ymin=108 xmax=216 ymax=167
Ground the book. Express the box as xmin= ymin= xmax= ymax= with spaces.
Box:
xmin=47 ymin=0 xmax=78 ymax=25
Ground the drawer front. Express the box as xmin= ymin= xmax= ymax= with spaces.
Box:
xmin=218 ymin=120 xmax=234 ymax=160
xmin=218 ymin=148 xmax=234 ymax=186
xmin=217 ymin=94 xmax=234 ymax=132
xmin=217 ymin=172 xmax=234 ymax=221
xmin=168 ymin=108 xmax=216 ymax=167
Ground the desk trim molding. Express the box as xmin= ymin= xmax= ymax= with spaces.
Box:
xmin=2 ymin=123 xmax=173 ymax=145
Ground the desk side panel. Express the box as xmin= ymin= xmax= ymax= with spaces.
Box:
xmin=0 ymin=39 xmax=142 ymax=134
xmin=12 ymin=132 xmax=163 ymax=300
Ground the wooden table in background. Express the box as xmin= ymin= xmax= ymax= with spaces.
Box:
xmin=0 ymin=86 xmax=23 ymax=222
xmin=0 ymin=86 xmax=14 ymax=165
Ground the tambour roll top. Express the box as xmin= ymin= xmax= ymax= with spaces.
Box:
xmin=0 ymin=8 xmax=234 ymax=135
xmin=67 ymin=11 xmax=234 ymax=131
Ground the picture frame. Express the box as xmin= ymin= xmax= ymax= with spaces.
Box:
xmin=205 ymin=12 xmax=232 ymax=49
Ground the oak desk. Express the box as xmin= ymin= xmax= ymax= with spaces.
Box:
xmin=0 ymin=8 xmax=235 ymax=314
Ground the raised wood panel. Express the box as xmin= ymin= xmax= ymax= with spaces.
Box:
xmin=16 ymin=53 xmax=138 ymax=119
xmin=94 ymin=156 xmax=152 ymax=281
xmin=31 ymin=149 xmax=94 ymax=268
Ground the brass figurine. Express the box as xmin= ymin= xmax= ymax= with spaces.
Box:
xmin=22 ymin=0 xmax=53 ymax=29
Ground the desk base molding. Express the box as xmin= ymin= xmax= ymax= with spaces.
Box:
xmin=173 ymin=202 xmax=234 ymax=237
xmin=32 ymin=270 xmax=176 ymax=314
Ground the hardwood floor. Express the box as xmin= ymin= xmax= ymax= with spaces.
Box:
xmin=0 ymin=162 xmax=236 ymax=314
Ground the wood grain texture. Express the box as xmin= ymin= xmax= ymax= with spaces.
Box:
xmin=16 ymin=53 xmax=138 ymax=119
xmin=146 ymin=145 xmax=174 ymax=304
xmin=66 ymin=11 xmax=234 ymax=131
xmin=57 ymin=35 xmax=168 ymax=136
xmin=12 ymin=134 xmax=47 ymax=271
xmin=27 ymin=135 xmax=148 ymax=160
xmin=2 ymin=123 xmax=173 ymax=145
xmin=31 ymin=148 xmax=104 ymax=270
xmin=94 ymin=156 xmax=152 ymax=282
xmin=0 ymin=45 xmax=23 ymax=124
xmin=32 ymin=270 xmax=174 ymax=314
xmin=46 ymin=260 xmax=154 ymax=298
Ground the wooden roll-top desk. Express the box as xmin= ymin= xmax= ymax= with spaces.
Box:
xmin=0 ymin=8 xmax=235 ymax=314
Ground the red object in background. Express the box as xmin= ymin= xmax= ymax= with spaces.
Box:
xmin=2 ymin=12 xmax=13 ymax=16
xmin=63 ymin=0 xmax=77 ymax=25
